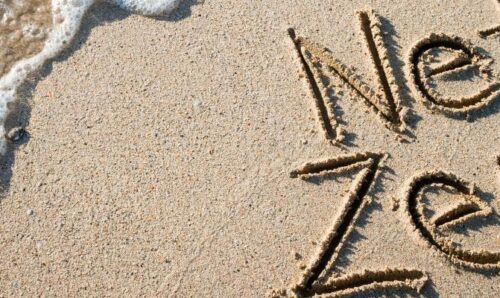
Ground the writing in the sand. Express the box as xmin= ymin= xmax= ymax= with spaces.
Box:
xmin=273 ymin=8 xmax=500 ymax=298
xmin=289 ymin=11 xmax=499 ymax=144
xmin=287 ymin=152 xmax=428 ymax=297
xmin=278 ymin=152 xmax=498 ymax=298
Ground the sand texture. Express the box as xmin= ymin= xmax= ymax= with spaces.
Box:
xmin=0 ymin=0 xmax=499 ymax=297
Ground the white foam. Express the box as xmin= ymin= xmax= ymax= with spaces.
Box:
xmin=0 ymin=0 xmax=181 ymax=153
xmin=109 ymin=0 xmax=181 ymax=15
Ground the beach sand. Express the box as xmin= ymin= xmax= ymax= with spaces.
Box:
xmin=0 ymin=0 xmax=499 ymax=296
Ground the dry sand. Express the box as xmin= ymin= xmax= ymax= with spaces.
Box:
xmin=0 ymin=0 xmax=499 ymax=296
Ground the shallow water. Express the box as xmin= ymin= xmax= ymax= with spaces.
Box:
xmin=0 ymin=0 xmax=52 ymax=77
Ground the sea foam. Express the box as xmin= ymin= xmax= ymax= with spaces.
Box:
xmin=0 ymin=0 xmax=180 ymax=153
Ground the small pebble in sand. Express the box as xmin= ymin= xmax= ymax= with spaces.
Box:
xmin=6 ymin=127 xmax=27 ymax=143
xmin=392 ymin=197 xmax=400 ymax=211
xmin=26 ymin=208 xmax=34 ymax=216
xmin=293 ymin=251 xmax=302 ymax=260
xmin=193 ymin=100 xmax=203 ymax=108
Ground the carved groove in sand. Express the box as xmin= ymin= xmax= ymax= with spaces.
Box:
xmin=401 ymin=170 xmax=500 ymax=270
xmin=478 ymin=24 xmax=500 ymax=38
xmin=407 ymin=34 xmax=500 ymax=116
xmin=288 ymin=11 xmax=405 ymax=144
xmin=478 ymin=0 xmax=500 ymax=37
xmin=287 ymin=152 xmax=427 ymax=297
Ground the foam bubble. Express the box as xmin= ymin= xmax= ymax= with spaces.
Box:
xmin=109 ymin=0 xmax=181 ymax=15
xmin=0 ymin=0 xmax=181 ymax=153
